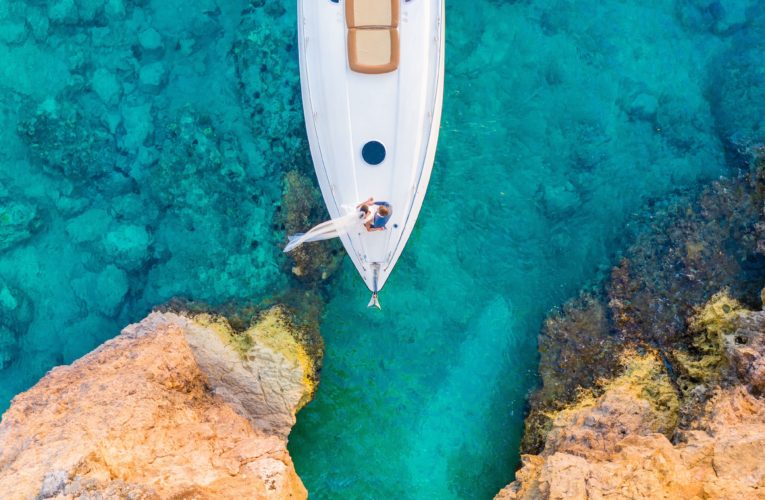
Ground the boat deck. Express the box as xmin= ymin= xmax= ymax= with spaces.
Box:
xmin=298 ymin=0 xmax=445 ymax=292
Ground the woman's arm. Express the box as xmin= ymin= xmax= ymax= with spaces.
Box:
xmin=356 ymin=197 xmax=374 ymax=209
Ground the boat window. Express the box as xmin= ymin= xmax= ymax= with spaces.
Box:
xmin=362 ymin=141 xmax=386 ymax=165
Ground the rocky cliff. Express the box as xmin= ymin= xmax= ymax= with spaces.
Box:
xmin=499 ymin=306 xmax=765 ymax=499
xmin=500 ymin=153 xmax=765 ymax=499
xmin=0 ymin=307 xmax=322 ymax=499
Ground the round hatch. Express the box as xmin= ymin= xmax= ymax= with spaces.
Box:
xmin=362 ymin=141 xmax=386 ymax=165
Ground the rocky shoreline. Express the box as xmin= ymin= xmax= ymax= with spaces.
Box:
xmin=499 ymin=151 xmax=765 ymax=498
xmin=0 ymin=306 xmax=321 ymax=498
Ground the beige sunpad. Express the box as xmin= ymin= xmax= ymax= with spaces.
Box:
xmin=345 ymin=0 xmax=400 ymax=28
xmin=348 ymin=28 xmax=400 ymax=74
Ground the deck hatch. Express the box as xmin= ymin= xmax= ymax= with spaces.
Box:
xmin=362 ymin=141 xmax=386 ymax=165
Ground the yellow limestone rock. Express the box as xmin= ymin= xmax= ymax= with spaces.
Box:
xmin=0 ymin=310 xmax=316 ymax=499
xmin=498 ymin=328 xmax=765 ymax=500
xmin=499 ymin=389 xmax=765 ymax=500
xmin=187 ymin=306 xmax=321 ymax=437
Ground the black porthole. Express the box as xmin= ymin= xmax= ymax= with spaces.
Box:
xmin=362 ymin=141 xmax=386 ymax=165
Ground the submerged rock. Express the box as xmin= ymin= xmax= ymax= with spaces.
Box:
xmin=0 ymin=307 xmax=320 ymax=498
xmin=147 ymin=109 xmax=242 ymax=209
xmin=138 ymin=27 xmax=162 ymax=51
xmin=138 ymin=61 xmax=167 ymax=89
xmin=0 ymin=279 xmax=33 ymax=370
xmin=280 ymin=170 xmax=343 ymax=285
xmin=47 ymin=0 xmax=78 ymax=25
xmin=71 ymin=265 xmax=129 ymax=318
xmin=16 ymin=98 xmax=118 ymax=183
xmin=0 ymin=197 xmax=42 ymax=253
xmin=710 ymin=13 xmax=765 ymax=155
xmin=101 ymin=223 xmax=152 ymax=271
xmin=90 ymin=68 xmax=121 ymax=105
xmin=0 ymin=281 xmax=33 ymax=324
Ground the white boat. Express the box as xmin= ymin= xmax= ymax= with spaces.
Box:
xmin=297 ymin=0 xmax=445 ymax=306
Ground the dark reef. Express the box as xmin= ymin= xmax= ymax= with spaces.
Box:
xmin=522 ymin=149 xmax=765 ymax=455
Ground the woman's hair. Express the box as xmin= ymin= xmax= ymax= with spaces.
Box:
xmin=359 ymin=205 xmax=370 ymax=214
xmin=377 ymin=206 xmax=390 ymax=217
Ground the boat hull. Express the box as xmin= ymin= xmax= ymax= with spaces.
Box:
xmin=297 ymin=0 xmax=445 ymax=293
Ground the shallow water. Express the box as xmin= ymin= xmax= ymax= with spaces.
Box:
xmin=1 ymin=0 xmax=764 ymax=498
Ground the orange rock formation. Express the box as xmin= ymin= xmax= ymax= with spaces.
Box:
xmin=0 ymin=309 xmax=319 ymax=499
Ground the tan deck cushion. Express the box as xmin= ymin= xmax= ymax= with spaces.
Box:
xmin=345 ymin=0 xmax=399 ymax=28
xmin=348 ymin=28 xmax=399 ymax=74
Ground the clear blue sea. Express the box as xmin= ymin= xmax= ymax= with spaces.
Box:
xmin=1 ymin=1 xmax=763 ymax=498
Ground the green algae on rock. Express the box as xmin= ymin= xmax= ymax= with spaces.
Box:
xmin=500 ymin=332 xmax=765 ymax=499
xmin=178 ymin=306 xmax=324 ymax=436
xmin=673 ymin=290 xmax=745 ymax=391
xmin=541 ymin=350 xmax=679 ymax=459
xmin=247 ymin=305 xmax=324 ymax=410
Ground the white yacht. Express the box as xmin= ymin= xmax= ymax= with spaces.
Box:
xmin=297 ymin=0 xmax=445 ymax=306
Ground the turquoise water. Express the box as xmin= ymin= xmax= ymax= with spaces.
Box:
xmin=1 ymin=0 xmax=764 ymax=498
